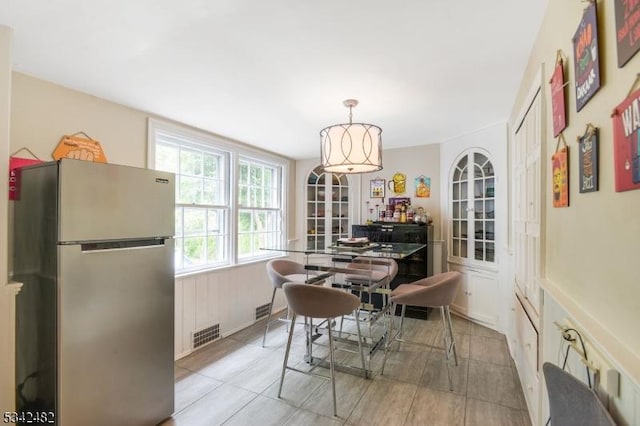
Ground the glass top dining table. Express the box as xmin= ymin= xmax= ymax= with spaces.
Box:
xmin=260 ymin=242 xmax=425 ymax=260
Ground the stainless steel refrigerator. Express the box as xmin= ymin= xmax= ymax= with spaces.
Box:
xmin=13 ymin=159 xmax=175 ymax=426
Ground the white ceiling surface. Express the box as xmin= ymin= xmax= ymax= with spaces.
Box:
xmin=0 ymin=0 xmax=547 ymax=160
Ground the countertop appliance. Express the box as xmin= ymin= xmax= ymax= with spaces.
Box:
xmin=13 ymin=159 xmax=175 ymax=426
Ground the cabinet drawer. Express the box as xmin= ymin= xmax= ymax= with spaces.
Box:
xmin=515 ymin=296 xmax=538 ymax=371
xmin=520 ymin=355 xmax=539 ymax=425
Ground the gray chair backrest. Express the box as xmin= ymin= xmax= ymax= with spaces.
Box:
xmin=266 ymin=259 xmax=307 ymax=288
xmin=543 ymin=362 xmax=616 ymax=426
xmin=390 ymin=271 xmax=461 ymax=307
xmin=347 ymin=257 xmax=398 ymax=282
xmin=283 ymin=283 xmax=360 ymax=319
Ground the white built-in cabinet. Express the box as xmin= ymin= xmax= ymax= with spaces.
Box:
xmin=509 ymin=74 xmax=543 ymax=426
xmin=447 ymin=148 xmax=500 ymax=328
xmin=305 ymin=165 xmax=350 ymax=250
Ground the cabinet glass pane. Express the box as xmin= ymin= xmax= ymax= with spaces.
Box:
xmin=451 ymin=152 xmax=495 ymax=263
xmin=307 ymin=167 xmax=350 ymax=250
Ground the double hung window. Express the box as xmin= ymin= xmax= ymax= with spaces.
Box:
xmin=149 ymin=119 xmax=286 ymax=274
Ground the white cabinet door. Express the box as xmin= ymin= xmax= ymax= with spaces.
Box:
xmin=449 ymin=265 xmax=498 ymax=327
xmin=467 ymin=270 xmax=499 ymax=326
xmin=450 ymin=264 xmax=470 ymax=314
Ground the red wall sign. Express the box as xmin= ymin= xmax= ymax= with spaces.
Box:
xmin=612 ymin=87 xmax=640 ymax=192
xmin=9 ymin=157 xmax=42 ymax=200
xmin=550 ymin=60 xmax=567 ymax=137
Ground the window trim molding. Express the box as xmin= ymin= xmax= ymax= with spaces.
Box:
xmin=147 ymin=117 xmax=289 ymax=272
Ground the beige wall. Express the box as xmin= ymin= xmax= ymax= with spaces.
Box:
xmin=509 ymin=1 xmax=640 ymax=379
xmin=9 ymin=72 xmax=297 ymax=238
xmin=358 ymin=143 xmax=442 ymax=240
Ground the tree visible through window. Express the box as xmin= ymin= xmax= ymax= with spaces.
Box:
xmin=237 ymin=158 xmax=282 ymax=259
xmin=149 ymin=119 xmax=286 ymax=273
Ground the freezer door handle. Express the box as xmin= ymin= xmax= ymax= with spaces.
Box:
xmin=80 ymin=238 xmax=169 ymax=252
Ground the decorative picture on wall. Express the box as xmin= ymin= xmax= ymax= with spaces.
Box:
xmin=550 ymin=53 xmax=567 ymax=137
xmin=552 ymin=138 xmax=569 ymax=207
xmin=611 ymin=83 xmax=640 ymax=192
xmin=614 ymin=0 xmax=640 ymax=67
xmin=415 ymin=175 xmax=431 ymax=198
xmin=578 ymin=124 xmax=599 ymax=193
xmin=388 ymin=172 xmax=407 ymax=194
xmin=370 ymin=178 xmax=385 ymax=198
xmin=573 ymin=1 xmax=601 ymax=111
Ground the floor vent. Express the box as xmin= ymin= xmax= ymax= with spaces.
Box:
xmin=193 ymin=324 xmax=220 ymax=349
xmin=255 ymin=303 xmax=271 ymax=320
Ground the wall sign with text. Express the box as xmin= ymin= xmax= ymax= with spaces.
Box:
xmin=550 ymin=57 xmax=567 ymax=137
xmin=573 ymin=2 xmax=601 ymax=111
xmin=614 ymin=0 xmax=640 ymax=67
xmin=612 ymin=87 xmax=640 ymax=192
xmin=578 ymin=125 xmax=599 ymax=193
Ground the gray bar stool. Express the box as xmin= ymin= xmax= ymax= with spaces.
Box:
xmin=263 ymin=259 xmax=323 ymax=347
xmin=278 ymin=282 xmax=364 ymax=417
xmin=381 ymin=271 xmax=462 ymax=390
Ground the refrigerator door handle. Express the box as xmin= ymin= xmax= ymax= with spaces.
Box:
xmin=79 ymin=238 xmax=170 ymax=252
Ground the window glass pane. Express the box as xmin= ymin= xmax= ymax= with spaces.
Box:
xmin=238 ymin=234 xmax=251 ymax=257
xmin=183 ymin=236 xmax=205 ymax=266
xmin=203 ymin=153 xmax=220 ymax=178
xmin=180 ymin=149 xmax=203 ymax=176
xmin=264 ymin=188 xmax=273 ymax=208
xmin=250 ymin=165 xmax=262 ymax=185
xmin=207 ymin=209 xmax=222 ymax=233
xmin=156 ymin=144 xmax=178 ymax=173
xmin=238 ymin=185 xmax=249 ymax=207
xmin=255 ymin=211 xmax=266 ymax=232
xmin=184 ymin=208 xmax=206 ymax=236
xmin=238 ymin=211 xmax=252 ymax=232
xmin=179 ymin=176 xmax=202 ymax=204
xmin=207 ymin=236 xmax=224 ymax=262
xmin=239 ymin=162 xmax=249 ymax=184
xmin=203 ymin=178 xmax=223 ymax=205
xmin=250 ymin=188 xmax=262 ymax=207
xmin=264 ymin=168 xmax=274 ymax=187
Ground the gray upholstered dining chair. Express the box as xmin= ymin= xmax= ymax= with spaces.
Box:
xmin=263 ymin=259 xmax=323 ymax=347
xmin=344 ymin=257 xmax=398 ymax=293
xmin=278 ymin=282 xmax=364 ymax=417
xmin=543 ymin=362 xmax=616 ymax=426
xmin=381 ymin=271 xmax=462 ymax=390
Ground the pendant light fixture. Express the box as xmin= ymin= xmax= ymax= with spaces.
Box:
xmin=320 ymin=99 xmax=383 ymax=173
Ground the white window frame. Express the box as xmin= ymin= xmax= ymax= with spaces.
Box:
xmin=147 ymin=118 xmax=288 ymax=274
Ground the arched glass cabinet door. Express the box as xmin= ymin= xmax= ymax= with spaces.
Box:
xmin=306 ymin=165 xmax=350 ymax=250
xmin=450 ymin=151 xmax=495 ymax=263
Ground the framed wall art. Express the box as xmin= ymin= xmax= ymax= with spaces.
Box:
xmin=573 ymin=1 xmax=601 ymax=111
xmin=611 ymin=78 xmax=640 ymax=192
xmin=578 ymin=124 xmax=599 ymax=193
xmin=550 ymin=52 xmax=567 ymax=137
xmin=370 ymin=178 xmax=385 ymax=198
xmin=552 ymin=136 xmax=569 ymax=207
xmin=614 ymin=0 xmax=640 ymax=67
xmin=415 ymin=175 xmax=431 ymax=198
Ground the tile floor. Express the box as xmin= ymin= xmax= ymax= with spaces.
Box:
xmin=161 ymin=312 xmax=531 ymax=426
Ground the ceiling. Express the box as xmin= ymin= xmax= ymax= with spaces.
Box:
xmin=0 ymin=0 xmax=547 ymax=160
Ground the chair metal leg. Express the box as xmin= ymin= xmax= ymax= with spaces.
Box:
xmin=328 ymin=318 xmax=337 ymax=417
xmin=445 ymin=305 xmax=458 ymax=366
xmin=399 ymin=304 xmax=406 ymax=338
xmin=440 ymin=306 xmax=453 ymax=391
xmin=354 ymin=308 xmax=366 ymax=373
xmin=262 ymin=287 xmax=277 ymax=347
xmin=278 ymin=312 xmax=297 ymax=398
xmin=381 ymin=302 xmax=396 ymax=375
